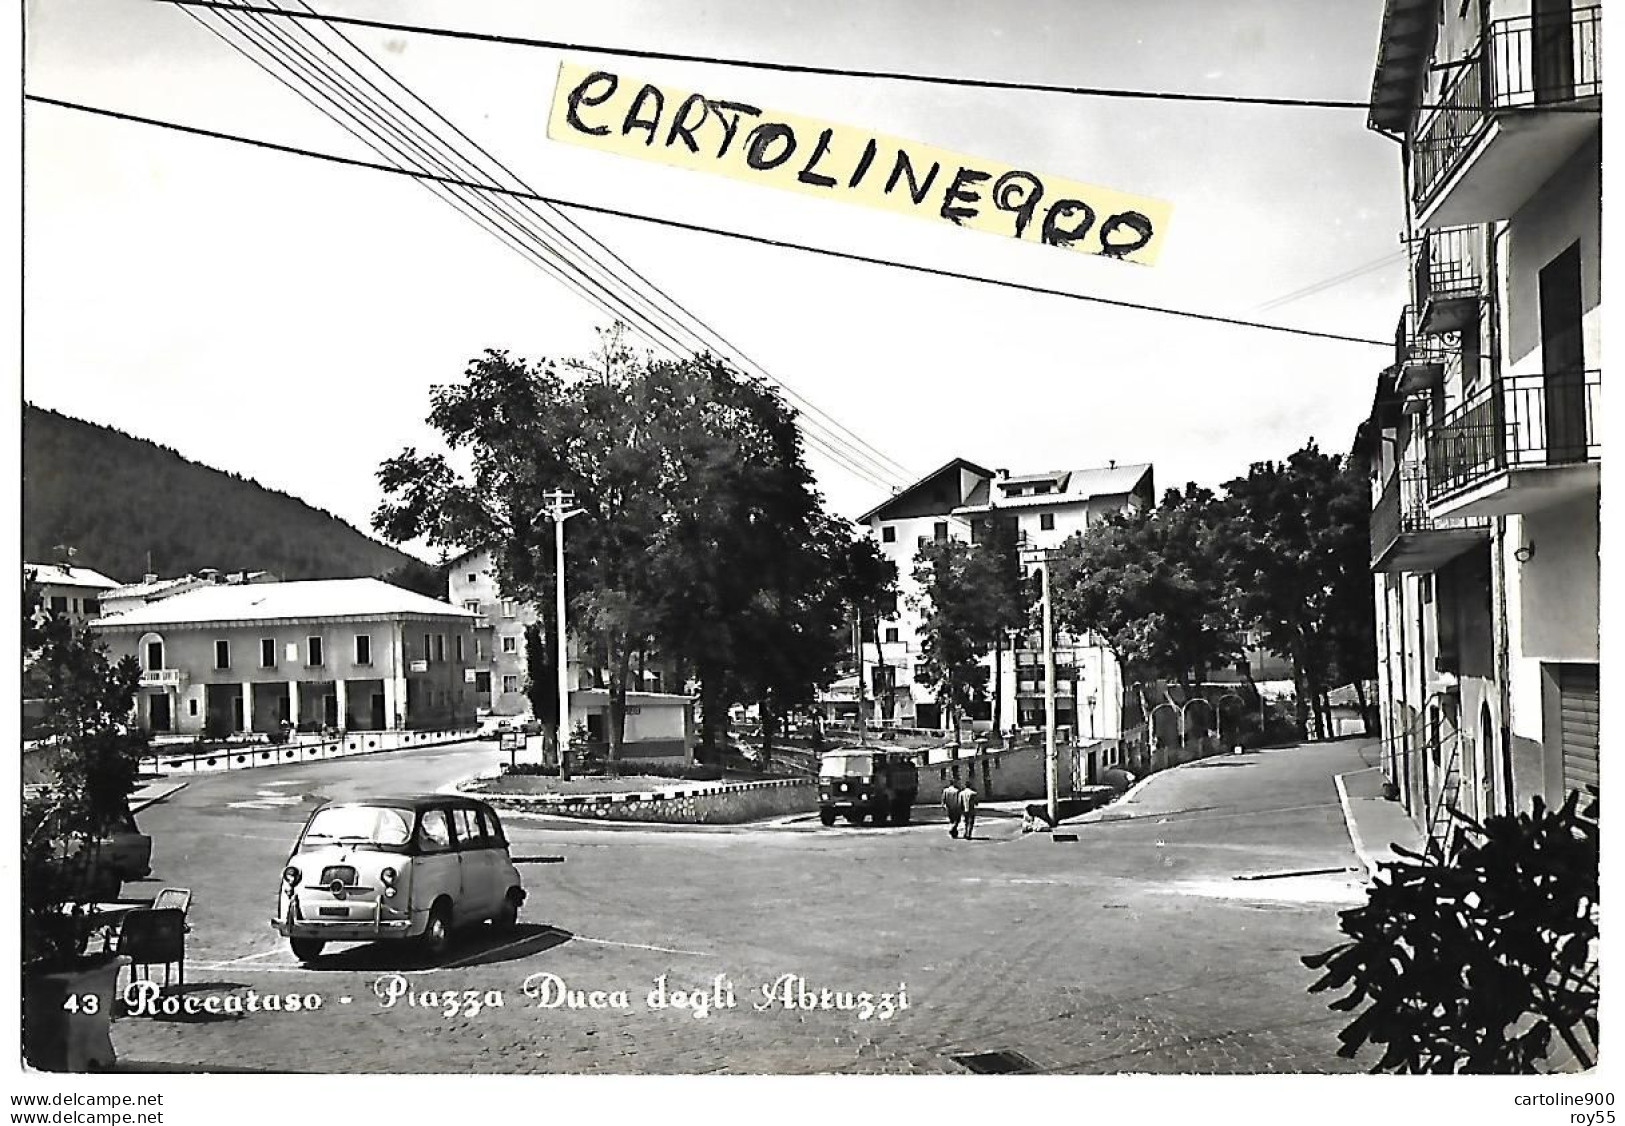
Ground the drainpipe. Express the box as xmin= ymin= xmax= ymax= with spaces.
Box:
xmin=1486 ymin=220 xmax=1515 ymax=815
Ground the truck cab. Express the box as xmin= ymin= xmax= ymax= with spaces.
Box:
xmin=817 ymin=749 xmax=919 ymax=826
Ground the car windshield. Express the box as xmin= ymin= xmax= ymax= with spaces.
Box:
xmin=299 ymin=805 xmax=413 ymax=850
xmin=820 ymin=753 xmax=873 ymax=778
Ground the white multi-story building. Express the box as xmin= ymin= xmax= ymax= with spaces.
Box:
xmin=854 ymin=458 xmax=1154 ymax=739
xmin=446 ymin=548 xmax=540 ymax=717
xmin=1362 ymin=0 xmax=1600 ymax=839
xmin=446 ymin=547 xmax=692 ymax=753
xmin=25 ymin=562 xmax=120 ymax=628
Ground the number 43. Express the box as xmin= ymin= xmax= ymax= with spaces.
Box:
xmin=62 ymin=993 xmax=100 ymax=1014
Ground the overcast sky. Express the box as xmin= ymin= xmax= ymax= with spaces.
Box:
xmin=24 ymin=0 xmax=1407 ymax=561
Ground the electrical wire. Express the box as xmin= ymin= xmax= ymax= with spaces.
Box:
xmin=272 ymin=0 xmax=917 ymax=485
xmin=185 ymin=2 xmax=912 ymax=492
xmin=1252 ymin=250 xmax=1405 ymax=314
xmin=154 ymin=0 xmax=1605 ymax=116
xmin=23 ymin=94 xmax=1396 ymax=349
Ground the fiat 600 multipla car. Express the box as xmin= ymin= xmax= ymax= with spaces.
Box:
xmin=272 ymin=795 xmax=525 ymax=963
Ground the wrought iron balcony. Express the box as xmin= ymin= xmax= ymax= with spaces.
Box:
xmin=1394 ymin=306 xmax=1447 ymax=395
xmin=139 ymin=668 xmax=184 ymax=688
xmin=1411 ymin=226 xmax=1485 ymax=336
xmin=1412 ymin=7 xmax=1601 ymax=223
xmin=1370 ymin=461 xmax=1490 ymax=573
xmin=1427 ymin=369 xmax=1601 ymax=515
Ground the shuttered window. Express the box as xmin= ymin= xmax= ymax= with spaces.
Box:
xmin=1559 ymin=663 xmax=1600 ymax=796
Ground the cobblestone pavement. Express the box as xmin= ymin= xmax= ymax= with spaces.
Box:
xmin=111 ymin=739 xmax=1375 ymax=1074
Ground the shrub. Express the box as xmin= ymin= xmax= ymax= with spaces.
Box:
xmin=1302 ymin=790 xmax=1598 ymax=1073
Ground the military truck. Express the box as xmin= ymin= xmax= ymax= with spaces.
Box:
xmin=817 ymin=748 xmax=919 ymax=826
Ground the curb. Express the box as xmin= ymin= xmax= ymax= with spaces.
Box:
xmin=130 ymin=781 xmax=189 ymax=814
xmin=469 ymin=776 xmax=815 ymax=813
xmin=1334 ymin=767 xmax=1381 ymax=884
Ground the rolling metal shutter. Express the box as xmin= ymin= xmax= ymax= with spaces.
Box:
xmin=1559 ymin=663 xmax=1600 ymax=795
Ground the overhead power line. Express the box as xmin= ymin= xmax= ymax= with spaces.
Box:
xmin=1252 ymin=250 xmax=1405 ymax=313
xmin=154 ymin=0 xmax=1605 ymax=115
xmin=24 ymin=93 xmax=1394 ymax=348
xmin=177 ymin=0 xmax=916 ymax=494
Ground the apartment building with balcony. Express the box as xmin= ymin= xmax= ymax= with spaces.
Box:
xmin=91 ymin=578 xmax=480 ymax=736
xmin=855 ymin=458 xmax=1153 ymax=738
xmin=1363 ymin=0 xmax=1600 ymax=844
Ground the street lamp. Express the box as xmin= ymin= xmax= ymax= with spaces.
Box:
xmin=544 ymin=489 xmax=585 ymax=779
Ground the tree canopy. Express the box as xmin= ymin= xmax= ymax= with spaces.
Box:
xmin=374 ymin=327 xmax=873 ymax=760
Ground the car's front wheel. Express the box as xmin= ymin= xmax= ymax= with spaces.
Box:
xmin=818 ymin=808 xmax=837 ymax=826
xmin=290 ymin=937 xmax=325 ymax=963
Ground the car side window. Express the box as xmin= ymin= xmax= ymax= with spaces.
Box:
xmin=451 ymin=807 xmax=485 ymax=850
xmin=477 ymin=807 xmax=507 ymax=848
xmin=416 ymin=809 xmax=453 ymax=854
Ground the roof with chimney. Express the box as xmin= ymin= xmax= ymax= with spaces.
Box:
xmin=24 ymin=563 xmax=120 ymax=590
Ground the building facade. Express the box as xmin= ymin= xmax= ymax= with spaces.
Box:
xmin=1363 ymin=0 xmax=1600 ymax=840
xmin=92 ymin=578 xmax=480 ymax=736
xmin=855 ymin=458 xmax=1154 ymax=738
xmin=445 ymin=547 xmax=693 ymax=753
xmin=25 ymin=562 xmax=120 ymax=628
xmin=446 ymin=548 xmax=540 ymax=717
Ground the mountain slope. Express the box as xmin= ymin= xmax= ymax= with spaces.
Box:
xmin=22 ymin=404 xmax=416 ymax=583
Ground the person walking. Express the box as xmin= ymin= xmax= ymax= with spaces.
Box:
xmin=960 ymin=782 xmax=980 ymax=841
xmin=942 ymin=780 xmax=963 ymax=839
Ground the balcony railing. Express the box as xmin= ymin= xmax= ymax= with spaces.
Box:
xmin=1411 ymin=226 xmax=1485 ymax=334
xmin=1427 ymin=370 xmax=1601 ymax=502
xmin=1413 ymin=6 xmax=1602 ymax=213
xmin=1371 ymin=461 xmax=1491 ymax=568
xmin=140 ymin=668 xmax=183 ymax=688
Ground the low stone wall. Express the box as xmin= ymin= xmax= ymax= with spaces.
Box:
xmin=476 ymin=777 xmax=817 ymax=825
xmin=915 ymin=742 xmax=1051 ymax=803
xmin=139 ymin=727 xmax=483 ymax=776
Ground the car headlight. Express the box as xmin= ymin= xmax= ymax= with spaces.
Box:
xmin=282 ymin=865 xmax=301 ymax=887
xmin=380 ymin=867 xmax=398 ymax=898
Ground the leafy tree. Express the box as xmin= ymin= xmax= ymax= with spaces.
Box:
xmin=1049 ymin=484 xmax=1241 ymax=690
xmin=1219 ymin=443 xmax=1358 ymax=739
xmin=381 ymin=558 xmax=450 ymax=600
xmin=374 ymin=349 xmax=567 ymax=752
xmin=522 ymin=622 xmax=558 ymax=737
xmin=377 ymin=327 xmax=848 ymax=766
xmin=972 ymin=514 xmax=1029 ymax=734
xmin=1303 ymin=792 xmax=1598 ymax=1073
xmin=22 ymin=583 xmax=149 ymax=966
xmin=834 ymin=532 xmax=899 ymax=731
xmin=911 ymin=539 xmax=1001 ymax=748
xmin=1323 ymin=456 xmax=1379 ymax=731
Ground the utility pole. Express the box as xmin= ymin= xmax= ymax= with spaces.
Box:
xmin=855 ymin=608 xmax=867 ymax=747
xmin=1022 ymin=542 xmax=1059 ymax=827
xmin=544 ymin=489 xmax=584 ymax=779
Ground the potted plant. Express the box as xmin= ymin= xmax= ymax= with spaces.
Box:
xmin=21 ymin=589 xmax=148 ymax=1072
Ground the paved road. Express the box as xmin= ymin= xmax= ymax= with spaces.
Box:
xmin=112 ymin=738 xmax=1375 ymax=1074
